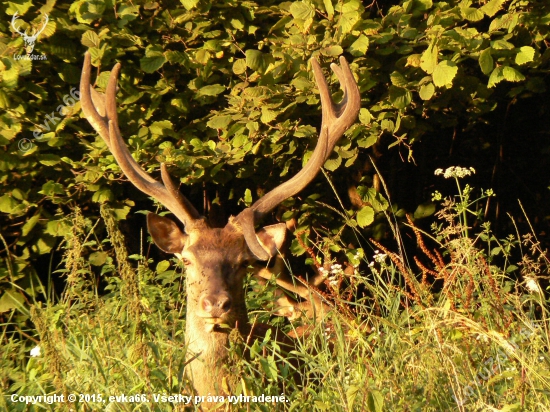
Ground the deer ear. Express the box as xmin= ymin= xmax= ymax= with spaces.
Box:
xmin=147 ymin=213 xmax=187 ymax=254
xmin=255 ymin=223 xmax=287 ymax=257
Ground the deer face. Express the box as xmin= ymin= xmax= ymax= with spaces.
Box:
xmin=146 ymin=213 xmax=286 ymax=334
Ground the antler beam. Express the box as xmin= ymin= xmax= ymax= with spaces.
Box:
xmin=238 ymin=56 xmax=360 ymax=260
xmin=80 ymin=52 xmax=201 ymax=227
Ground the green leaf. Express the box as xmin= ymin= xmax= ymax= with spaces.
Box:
xmin=260 ymin=107 xmax=277 ymax=124
xmin=420 ymin=45 xmax=438 ymax=74
xmin=413 ymin=202 xmax=435 ymax=219
xmin=488 ymin=66 xmax=504 ymax=88
xmin=515 ymin=46 xmax=535 ymax=65
xmin=140 ymin=55 xmax=166 ymax=73
xmin=481 ymin=0 xmax=506 ymax=17
xmin=390 ymin=71 xmax=407 ymax=87
xmin=156 ymin=260 xmax=171 ymax=273
xmin=89 ymin=251 xmax=108 ymax=266
xmin=290 ymin=1 xmax=315 ymax=21
xmin=432 ymin=60 xmax=458 ymax=87
xmin=419 ymin=82 xmax=435 ymax=100
xmin=388 ymin=86 xmax=412 ymax=109
xmin=503 ymin=66 xmax=525 ymax=82
xmin=245 ymin=49 xmax=265 ymax=72
xmin=321 ymin=45 xmax=344 ymax=56
xmin=367 ymin=389 xmax=384 ymax=412
xmin=359 ymin=108 xmax=373 ymax=125
xmin=232 ymin=59 xmax=247 ymax=75
xmin=81 ymin=30 xmax=100 ymax=48
xmin=349 ymin=34 xmax=369 ymax=57
xmin=197 ymin=84 xmax=225 ymax=97
xmin=38 ymin=154 xmax=61 ymax=166
xmin=243 ymin=188 xmax=252 ymax=206
xmin=479 ymin=48 xmax=494 ymax=75
xmin=462 ymin=7 xmax=484 ymax=22
xmin=324 ymin=155 xmax=342 ymax=171
xmin=22 ymin=213 xmax=40 ymax=236
xmin=180 ymin=0 xmax=199 ymax=10
xmin=0 ymin=195 xmax=19 ymax=214
xmin=0 ymin=289 xmax=25 ymax=313
xmin=207 ymin=115 xmax=232 ymax=130
xmin=356 ymin=206 xmax=374 ymax=228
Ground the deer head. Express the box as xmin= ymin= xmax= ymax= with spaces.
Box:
xmin=11 ymin=12 xmax=49 ymax=54
xmin=80 ymin=51 xmax=360 ymax=397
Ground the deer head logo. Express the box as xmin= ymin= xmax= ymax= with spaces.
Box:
xmin=11 ymin=12 xmax=49 ymax=54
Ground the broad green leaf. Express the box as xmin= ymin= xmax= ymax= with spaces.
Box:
xmin=388 ymin=86 xmax=412 ymax=109
xmin=433 ymin=60 xmax=458 ymax=87
xmin=156 ymin=260 xmax=171 ymax=273
xmin=321 ymin=45 xmax=343 ymax=56
xmin=390 ymin=71 xmax=407 ymax=87
xmin=89 ymin=251 xmax=108 ymax=266
xmin=503 ymin=66 xmax=525 ymax=82
xmin=245 ymin=49 xmax=265 ymax=72
xmin=180 ymin=0 xmax=199 ymax=10
xmin=479 ymin=48 xmax=494 ymax=75
xmin=462 ymin=7 xmax=484 ymax=22
xmin=367 ymin=389 xmax=384 ymax=412
xmin=290 ymin=1 xmax=315 ymax=21
xmin=356 ymin=206 xmax=374 ymax=228
xmin=349 ymin=34 xmax=369 ymax=56
xmin=0 ymin=195 xmax=19 ymax=214
xmin=38 ymin=154 xmax=61 ymax=166
xmin=140 ymin=55 xmax=166 ymax=73
xmin=420 ymin=45 xmax=438 ymax=74
xmin=197 ymin=84 xmax=225 ymax=97
xmin=0 ymin=90 xmax=9 ymax=109
xmin=260 ymin=107 xmax=277 ymax=124
xmin=323 ymin=0 xmax=334 ymax=19
xmin=359 ymin=108 xmax=373 ymax=125
xmin=149 ymin=120 xmax=173 ymax=135
xmin=419 ymin=82 xmax=435 ymax=100
xmin=207 ymin=115 xmax=232 ymax=130
xmin=413 ymin=202 xmax=436 ymax=219
xmin=481 ymin=0 xmax=506 ymax=17
xmin=491 ymin=39 xmax=514 ymax=50
xmin=232 ymin=59 xmax=247 ymax=75
xmin=488 ymin=66 xmax=504 ymax=88
xmin=0 ymin=290 xmax=25 ymax=313
xmin=22 ymin=213 xmax=40 ymax=236
xmin=81 ymin=30 xmax=100 ymax=48
xmin=515 ymin=46 xmax=535 ymax=65
xmin=324 ymin=155 xmax=342 ymax=171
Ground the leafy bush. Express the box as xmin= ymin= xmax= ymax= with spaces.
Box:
xmin=1 ymin=0 xmax=549 ymax=410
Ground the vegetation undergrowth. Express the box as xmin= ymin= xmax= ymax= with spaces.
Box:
xmin=1 ymin=169 xmax=549 ymax=411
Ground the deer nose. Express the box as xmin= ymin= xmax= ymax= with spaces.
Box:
xmin=200 ymin=293 xmax=232 ymax=317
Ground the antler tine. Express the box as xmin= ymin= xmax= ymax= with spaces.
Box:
xmin=34 ymin=14 xmax=48 ymax=36
xmin=237 ymin=56 xmax=360 ymax=260
xmin=249 ymin=56 xmax=359 ymax=217
xmin=80 ymin=52 xmax=201 ymax=226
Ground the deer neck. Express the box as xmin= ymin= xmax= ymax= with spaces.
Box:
xmin=184 ymin=288 xmax=249 ymax=396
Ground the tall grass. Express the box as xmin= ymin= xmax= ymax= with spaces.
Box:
xmin=1 ymin=172 xmax=549 ymax=411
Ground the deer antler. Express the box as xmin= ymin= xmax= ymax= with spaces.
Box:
xmin=33 ymin=14 xmax=49 ymax=38
xmin=237 ymin=56 xmax=361 ymax=260
xmin=11 ymin=13 xmax=26 ymax=36
xmin=80 ymin=52 xmax=201 ymax=227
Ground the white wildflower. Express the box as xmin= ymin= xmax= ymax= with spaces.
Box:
xmin=30 ymin=345 xmax=41 ymax=357
xmin=435 ymin=166 xmax=476 ymax=179
xmin=525 ymin=277 xmax=543 ymax=295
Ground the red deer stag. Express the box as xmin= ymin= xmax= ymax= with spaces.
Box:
xmin=80 ymin=51 xmax=360 ymax=399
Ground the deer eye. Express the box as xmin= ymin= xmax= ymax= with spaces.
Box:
xmin=182 ymin=257 xmax=191 ymax=266
xmin=240 ymin=259 xmax=251 ymax=269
